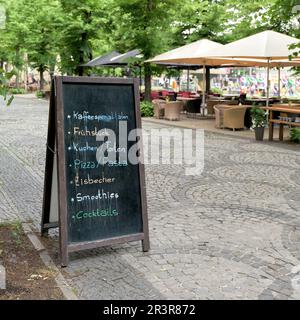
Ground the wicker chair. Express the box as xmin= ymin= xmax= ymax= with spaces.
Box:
xmin=223 ymin=107 xmax=247 ymax=131
xmin=214 ymin=104 xmax=247 ymax=130
xmin=213 ymin=105 xmax=229 ymax=128
xmin=152 ymin=99 xmax=166 ymax=119
xmin=164 ymin=101 xmax=183 ymax=121
xmin=207 ymin=99 xmax=238 ymax=115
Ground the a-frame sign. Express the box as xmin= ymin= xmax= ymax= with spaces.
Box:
xmin=41 ymin=76 xmax=150 ymax=266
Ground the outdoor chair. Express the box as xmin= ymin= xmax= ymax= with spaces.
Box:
xmin=214 ymin=105 xmax=229 ymax=128
xmin=206 ymin=100 xmax=221 ymax=115
xmin=152 ymin=99 xmax=166 ymax=119
xmin=223 ymin=106 xmax=247 ymax=131
xmin=164 ymin=101 xmax=183 ymax=121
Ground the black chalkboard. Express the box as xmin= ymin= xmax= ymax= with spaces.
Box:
xmin=41 ymin=76 xmax=149 ymax=266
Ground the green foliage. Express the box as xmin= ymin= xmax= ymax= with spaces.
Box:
xmin=36 ymin=90 xmax=45 ymax=99
xmin=211 ymin=87 xmax=223 ymax=95
xmin=58 ymin=0 xmax=109 ymax=75
xmin=250 ymin=106 xmax=268 ymax=128
xmin=171 ymin=0 xmax=227 ymax=45
xmin=140 ymin=101 xmax=154 ymax=117
xmin=25 ymin=0 xmax=61 ymax=85
xmin=9 ymin=87 xmax=25 ymax=94
xmin=290 ymin=128 xmax=300 ymax=143
xmin=220 ymin=0 xmax=276 ymax=42
xmin=10 ymin=220 xmax=23 ymax=246
xmin=0 ymin=0 xmax=299 ymax=92
xmin=0 ymin=68 xmax=15 ymax=106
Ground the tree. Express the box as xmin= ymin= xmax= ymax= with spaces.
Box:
xmin=1 ymin=0 xmax=29 ymax=87
xmin=171 ymin=0 xmax=228 ymax=46
xmin=24 ymin=0 xmax=61 ymax=90
xmin=268 ymin=0 xmax=300 ymax=67
xmin=218 ymin=0 xmax=276 ymax=42
xmin=108 ymin=0 xmax=180 ymax=101
xmin=58 ymin=0 xmax=108 ymax=75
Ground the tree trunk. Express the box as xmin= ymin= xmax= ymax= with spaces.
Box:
xmin=15 ymin=47 xmax=20 ymax=88
xmin=39 ymin=69 xmax=44 ymax=91
xmin=143 ymin=0 xmax=154 ymax=102
xmin=144 ymin=63 xmax=152 ymax=102
xmin=16 ymin=71 xmax=19 ymax=89
xmin=78 ymin=60 xmax=84 ymax=76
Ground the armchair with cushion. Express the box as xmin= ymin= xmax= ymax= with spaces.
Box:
xmin=223 ymin=107 xmax=247 ymax=131
xmin=214 ymin=105 xmax=247 ymax=130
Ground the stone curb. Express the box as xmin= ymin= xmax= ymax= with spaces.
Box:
xmin=0 ymin=264 xmax=5 ymax=290
xmin=22 ymin=223 xmax=78 ymax=300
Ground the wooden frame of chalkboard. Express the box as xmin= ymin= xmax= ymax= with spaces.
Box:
xmin=41 ymin=76 xmax=150 ymax=267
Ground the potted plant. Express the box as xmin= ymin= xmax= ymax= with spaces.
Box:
xmin=250 ymin=106 xmax=268 ymax=141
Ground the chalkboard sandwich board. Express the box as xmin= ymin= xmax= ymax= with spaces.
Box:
xmin=41 ymin=76 xmax=149 ymax=266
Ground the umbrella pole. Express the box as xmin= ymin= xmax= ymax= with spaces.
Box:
xmin=278 ymin=67 xmax=281 ymax=100
xmin=266 ymin=59 xmax=270 ymax=107
xmin=187 ymin=67 xmax=190 ymax=92
xmin=202 ymin=65 xmax=206 ymax=116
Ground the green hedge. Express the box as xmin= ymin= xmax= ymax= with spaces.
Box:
xmin=140 ymin=101 xmax=154 ymax=117
xmin=290 ymin=128 xmax=300 ymax=143
xmin=9 ymin=88 xmax=26 ymax=94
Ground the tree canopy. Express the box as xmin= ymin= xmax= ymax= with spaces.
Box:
xmin=0 ymin=0 xmax=299 ymax=98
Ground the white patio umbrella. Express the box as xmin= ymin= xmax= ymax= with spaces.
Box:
xmin=147 ymin=39 xmax=228 ymax=114
xmin=193 ymin=31 xmax=300 ymax=106
xmin=147 ymin=36 xmax=300 ymax=113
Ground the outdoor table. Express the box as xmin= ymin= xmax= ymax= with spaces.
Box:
xmin=271 ymin=103 xmax=300 ymax=108
xmin=177 ymin=97 xmax=202 ymax=115
xmin=245 ymin=98 xmax=268 ymax=105
xmin=222 ymin=94 xmax=240 ymax=99
xmin=176 ymin=97 xmax=198 ymax=101
xmin=214 ymin=99 xmax=232 ymax=104
xmin=264 ymin=106 xmax=300 ymax=141
xmin=245 ymin=98 xmax=280 ymax=106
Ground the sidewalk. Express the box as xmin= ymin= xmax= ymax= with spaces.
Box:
xmin=143 ymin=115 xmax=291 ymax=141
xmin=0 ymin=95 xmax=300 ymax=299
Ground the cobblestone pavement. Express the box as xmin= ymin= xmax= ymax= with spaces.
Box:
xmin=0 ymin=95 xmax=300 ymax=299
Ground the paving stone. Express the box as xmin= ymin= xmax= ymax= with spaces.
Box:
xmin=0 ymin=265 xmax=6 ymax=290
xmin=0 ymin=96 xmax=300 ymax=299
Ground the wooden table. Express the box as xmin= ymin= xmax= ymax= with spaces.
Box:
xmin=264 ymin=106 xmax=300 ymax=141
xmin=177 ymin=97 xmax=202 ymax=115
xmin=245 ymin=98 xmax=281 ymax=106
xmin=177 ymin=97 xmax=199 ymax=101
xmin=272 ymin=103 xmax=300 ymax=108
xmin=222 ymin=94 xmax=240 ymax=98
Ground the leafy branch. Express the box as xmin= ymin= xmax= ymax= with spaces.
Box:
xmin=0 ymin=68 xmax=15 ymax=106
